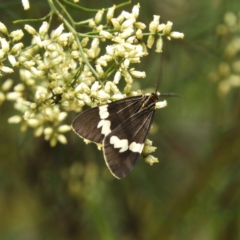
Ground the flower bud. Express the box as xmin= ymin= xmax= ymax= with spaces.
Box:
xmin=163 ymin=21 xmax=173 ymax=35
xmin=147 ymin=35 xmax=155 ymax=48
xmin=155 ymin=37 xmax=163 ymax=52
xmin=95 ymin=9 xmax=104 ymax=24
xmin=22 ymin=0 xmax=30 ymax=10
xmin=106 ymin=5 xmax=115 ymax=22
xmin=170 ymin=31 xmax=184 ymax=39
xmin=11 ymin=43 xmax=24 ymax=53
xmin=144 ymin=155 xmax=159 ymax=165
xmin=39 ymin=21 xmax=49 ymax=37
xmin=149 ymin=15 xmax=160 ymax=33
xmin=0 ymin=22 xmax=8 ymax=34
xmin=9 ymin=29 xmax=24 ymax=41
xmin=24 ymin=24 xmax=37 ymax=35
xmin=2 ymin=79 xmax=13 ymax=91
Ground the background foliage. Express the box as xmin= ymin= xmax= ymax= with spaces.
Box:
xmin=0 ymin=0 xmax=240 ymax=239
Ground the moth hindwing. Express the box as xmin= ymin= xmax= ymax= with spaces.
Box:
xmin=72 ymin=93 xmax=159 ymax=179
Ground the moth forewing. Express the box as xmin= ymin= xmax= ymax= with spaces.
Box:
xmin=103 ymin=102 xmax=157 ymax=179
xmin=72 ymin=95 xmax=143 ymax=143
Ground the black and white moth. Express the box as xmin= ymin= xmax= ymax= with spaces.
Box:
xmin=72 ymin=91 xmax=172 ymax=179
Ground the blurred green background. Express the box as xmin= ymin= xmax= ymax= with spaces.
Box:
xmin=0 ymin=0 xmax=240 ymax=239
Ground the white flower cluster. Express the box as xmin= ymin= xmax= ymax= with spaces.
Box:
xmin=0 ymin=3 xmax=183 ymax=162
xmin=209 ymin=11 xmax=240 ymax=96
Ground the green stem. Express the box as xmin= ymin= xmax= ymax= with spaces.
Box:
xmin=58 ymin=0 xmax=100 ymax=12
xmin=13 ymin=11 xmax=53 ymax=24
xmin=48 ymin=0 xmax=99 ymax=80
xmin=58 ymin=0 xmax=131 ymax=13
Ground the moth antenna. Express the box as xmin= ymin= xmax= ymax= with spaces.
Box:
xmin=159 ymin=92 xmax=181 ymax=98
xmin=154 ymin=53 xmax=163 ymax=94
xmin=155 ymin=54 xmax=180 ymax=99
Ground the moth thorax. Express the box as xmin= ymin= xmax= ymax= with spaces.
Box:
xmin=142 ymin=93 xmax=158 ymax=110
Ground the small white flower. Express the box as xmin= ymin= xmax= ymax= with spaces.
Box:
xmin=124 ymin=84 xmax=132 ymax=93
xmin=123 ymin=58 xmax=130 ymax=68
xmin=157 ymin=23 xmax=166 ymax=32
xmin=96 ymin=58 xmax=107 ymax=67
xmin=57 ymin=134 xmax=67 ymax=144
xmin=8 ymin=115 xmax=22 ymax=124
xmin=91 ymin=38 xmax=100 ymax=50
xmin=155 ymin=37 xmax=163 ymax=52
xmin=122 ymin=69 xmax=133 ymax=84
xmin=8 ymin=55 xmax=18 ymax=66
xmin=95 ymin=9 xmax=104 ymax=24
xmin=44 ymin=127 xmax=53 ymax=138
xmin=0 ymin=38 xmax=9 ymax=53
xmin=53 ymin=86 xmax=63 ymax=95
xmin=2 ymin=79 xmax=13 ymax=91
xmin=11 ymin=42 xmax=24 ymax=53
xmin=82 ymin=93 xmax=92 ymax=106
xmin=51 ymin=24 xmax=64 ymax=39
xmin=95 ymin=64 xmax=104 ymax=78
xmin=121 ymin=10 xmax=131 ymax=19
xmin=163 ymin=21 xmax=173 ymax=35
xmin=130 ymin=69 xmax=146 ymax=78
xmin=39 ymin=21 xmax=49 ymax=37
xmin=35 ymin=88 xmax=47 ymax=102
xmin=50 ymin=137 xmax=57 ymax=147
xmin=111 ymin=93 xmax=125 ymax=100
xmin=149 ymin=15 xmax=160 ymax=33
xmin=144 ymin=155 xmax=159 ymax=165
xmin=113 ymin=71 xmax=121 ymax=84
xmin=58 ymin=33 xmax=71 ymax=46
xmin=106 ymin=5 xmax=116 ymax=22
xmin=24 ymin=24 xmax=37 ymax=35
xmin=135 ymin=22 xmax=146 ymax=30
xmin=34 ymin=126 xmax=43 ymax=137
xmin=170 ymin=32 xmax=184 ymax=39
xmin=97 ymin=89 xmax=110 ymax=99
xmin=0 ymin=22 xmax=8 ymax=34
xmin=119 ymin=28 xmax=134 ymax=39
xmin=58 ymin=112 xmax=68 ymax=122
xmin=9 ymin=29 xmax=24 ymax=41
xmin=142 ymin=143 xmax=157 ymax=155
xmin=136 ymin=29 xmax=143 ymax=40
xmin=23 ymin=110 xmax=33 ymax=121
xmin=111 ymin=18 xmax=121 ymax=30
xmin=71 ymin=50 xmax=80 ymax=59
xmin=147 ymin=35 xmax=155 ymax=48
xmin=27 ymin=118 xmax=41 ymax=128
xmin=224 ymin=12 xmax=237 ymax=27
xmin=21 ymin=0 xmax=30 ymax=10
xmin=117 ymin=13 xmax=125 ymax=24
xmin=106 ymin=45 xmax=114 ymax=56
xmin=0 ymin=49 xmax=5 ymax=59
xmin=75 ymin=82 xmax=90 ymax=93
xmin=14 ymin=83 xmax=25 ymax=92
xmin=58 ymin=125 xmax=71 ymax=133
xmin=0 ymin=66 xmax=14 ymax=73
xmin=30 ymin=103 xmax=37 ymax=109
xmin=155 ymin=100 xmax=167 ymax=109
xmin=6 ymin=92 xmax=22 ymax=101
xmin=99 ymin=30 xmax=113 ymax=39
xmin=89 ymin=19 xmax=96 ymax=28
xmin=132 ymin=4 xmax=140 ymax=18
xmin=121 ymin=19 xmax=135 ymax=30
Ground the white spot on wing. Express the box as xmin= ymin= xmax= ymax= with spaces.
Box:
xmin=99 ymin=105 xmax=109 ymax=119
xmin=97 ymin=119 xmax=111 ymax=136
xmin=129 ymin=142 xmax=144 ymax=153
xmin=110 ymin=136 xmax=128 ymax=153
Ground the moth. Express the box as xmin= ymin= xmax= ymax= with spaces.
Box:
xmin=72 ymin=88 xmax=176 ymax=179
